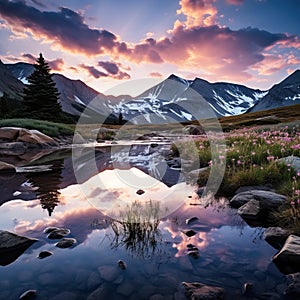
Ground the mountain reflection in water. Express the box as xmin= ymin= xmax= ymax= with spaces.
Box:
xmin=0 ymin=147 xmax=294 ymax=300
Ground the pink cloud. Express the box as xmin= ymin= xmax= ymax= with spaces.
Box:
xmin=48 ymin=58 xmax=64 ymax=71
xmin=0 ymin=0 xmax=298 ymax=85
xmin=177 ymin=0 xmax=218 ymax=27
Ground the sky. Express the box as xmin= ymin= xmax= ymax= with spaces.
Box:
xmin=0 ymin=0 xmax=299 ymax=95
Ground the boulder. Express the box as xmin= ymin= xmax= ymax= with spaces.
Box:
xmin=0 ymin=127 xmax=19 ymax=140
xmin=272 ymin=235 xmax=300 ymax=274
xmin=0 ymin=230 xmax=37 ymax=266
xmin=18 ymin=129 xmax=57 ymax=146
xmin=237 ymin=199 xmax=261 ymax=219
xmin=230 ymin=190 xmax=287 ymax=209
xmin=0 ymin=161 xmax=16 ymax=173
xmin=277 ymin=156 xmax=300 ymax=172
xmin=0 ymin=127 xmax=58 ymax=148
xmin=263 ymin=227 xmax=293 ymax=249
xmin=182 ymin=282 xmax=224 ymax=300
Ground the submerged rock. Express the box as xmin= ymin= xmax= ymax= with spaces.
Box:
xmin=182 ymin=281 xmax=224 ymax=300
xmin=19 ymin=289 xmax=37 ymax=300
xmin=55 ymin=238 xmax=77 ymax=248
xmin=0 ymin=230 xmax=37 ymax=266
xmin=273 ymin=235 xmax=300 ymax=274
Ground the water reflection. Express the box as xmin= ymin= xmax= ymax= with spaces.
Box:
xmin=25 ymin=159 xmax=64 ymax=216
xmin=0 ymin=148 xmax=295 ymax=299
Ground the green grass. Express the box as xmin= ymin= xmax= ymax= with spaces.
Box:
xmin=0 ymin=118 xmax=74 ymax=137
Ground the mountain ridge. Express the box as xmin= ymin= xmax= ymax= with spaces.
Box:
xmin=1 ymin=61 xmax=300 ymax=124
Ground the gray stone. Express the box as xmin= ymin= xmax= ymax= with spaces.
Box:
xmin=182 ymin=282 xmax=224 ymax=300
xmin=263 ymin=227 xmax=292 ymax=249
xmin=277 ymin=156 xmax=300 ymax=172
xmin=237 ymin=199 xmax=261 ymax=219
xmin=47 ymin=228 xmax=71 ymax=239
xmin=272 ymin=235 xmax=300 ymax=274
xmin=55 ymin=238 xmax=76 ymax=248
xmin=230 ymin=190 xmax=287 ymax=209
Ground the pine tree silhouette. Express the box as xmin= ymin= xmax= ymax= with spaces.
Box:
xmin=23 ymin=53 xmax=64 ymax=121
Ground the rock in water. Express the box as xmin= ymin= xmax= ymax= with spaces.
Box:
xmin=118 ymin=260 xmax=127 ymax=270
xmin=0 ymin=230 xmax=37 ymax=266
xmin=55 ymin=238 xmax=77 ymax=248
xmin=136 ymin=189 xmax=145 ymax=195
xmin=47 ymin=228 xmax=71 ymax=239
xmin=38 ymin=251 xmax=53 ymax=259
xmin=186 ymin=217 xmax=199 ymax=225
xmin=272 ymin=235 xmax=300 ymax=274
xmin=43 ymin=227 xmax=60 ymax=234
xmin=19 ymin=289 xmax=37 ymax=299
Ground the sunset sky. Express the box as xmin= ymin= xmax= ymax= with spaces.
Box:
xmin=0 ymin=0 xmax=299 ymax=94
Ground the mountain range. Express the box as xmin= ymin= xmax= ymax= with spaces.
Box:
xmin=0 ymin=60 xmax=299 ymax=124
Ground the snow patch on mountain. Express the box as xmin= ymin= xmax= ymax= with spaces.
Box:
xmin=284 ymin=94 xmax=300 ymax=101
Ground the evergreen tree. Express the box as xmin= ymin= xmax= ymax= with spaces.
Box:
xmin=23 ymin=53 xmax=64 ymax=122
